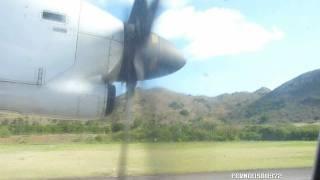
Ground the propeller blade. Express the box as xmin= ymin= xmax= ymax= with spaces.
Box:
xmin=133 ymin=52 xmax=146 ymax=81
xmin=118 ymin=0 xmax=161 ymax=85
xmin=145 ymin=0 xmax=160 ymax=37
xmin=117 ymin=89 xmax=133 ymax=180
xmin=129 ymin=0 xmax=159 ymax=43
xmin=117 ymin=1 xmax=161 ymax=179
xmin=128 ymin=0 xmax=148 ymax=24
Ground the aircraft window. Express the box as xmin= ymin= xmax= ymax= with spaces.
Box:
xmin=42 ymin=11 xmax=66 ymax=23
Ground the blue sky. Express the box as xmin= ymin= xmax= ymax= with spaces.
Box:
xmin=90 ymin=0 xmax=320 ymax=96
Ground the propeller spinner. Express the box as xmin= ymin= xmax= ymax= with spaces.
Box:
xmin=118 ymin=0 xmax=186 ymax=94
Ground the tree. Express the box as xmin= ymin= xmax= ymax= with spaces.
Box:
xmin=180 ymin=109 xmax=189 ymax=116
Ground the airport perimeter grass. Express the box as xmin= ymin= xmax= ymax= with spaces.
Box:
xmin=0 ymin=141 xmax=317 ymax=179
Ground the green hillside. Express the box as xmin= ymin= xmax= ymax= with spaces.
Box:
xmin=245 ymin=69 xmax=320 ymax=123
xmin=107 ymin=87 xmax=269 ymax=124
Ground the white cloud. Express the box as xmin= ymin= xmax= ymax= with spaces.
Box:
xmin=155 ymin=6 xmax=284 ymax=60
xmin=88 ymin=0 xmax=284 ymax=60
xmin=162 ymin=0 xmax=190 ymax=8
xmin=87 ymin=0 xmax=133 ymax=8
xmin=87 ymin=0 xmax=107 ymax=7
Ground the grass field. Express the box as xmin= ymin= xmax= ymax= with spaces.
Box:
xmin=0 ymin=141 xmax=317 ymax=179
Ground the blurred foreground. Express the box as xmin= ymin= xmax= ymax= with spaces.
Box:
xmin=0 ymin=141 xmax=316 ymax=179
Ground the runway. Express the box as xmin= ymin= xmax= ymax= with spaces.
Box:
xmin=57 ymin=167 xmax=313 ymax=180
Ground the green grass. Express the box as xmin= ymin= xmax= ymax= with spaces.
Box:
xmin=0 ymin=141 xmax=317 ymax=179
xmin=294 ymin=122 xmax=320 ymax=127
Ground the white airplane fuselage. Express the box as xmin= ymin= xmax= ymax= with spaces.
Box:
xmin=0 ymin=0 xmax=124 ymax=119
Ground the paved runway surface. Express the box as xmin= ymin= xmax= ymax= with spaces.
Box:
xmin=56 ymin=168 xmax=313 ymax=180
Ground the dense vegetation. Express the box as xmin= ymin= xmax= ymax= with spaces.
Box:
xmin=0 ymin=118 xmax=319 ymax=142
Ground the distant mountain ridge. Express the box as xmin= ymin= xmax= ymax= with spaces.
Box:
xmin=109 ymin=69 xmax=320 ymax=124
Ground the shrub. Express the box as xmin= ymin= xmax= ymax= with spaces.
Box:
xmin=180 ymin=110 xmax=190 ymax=116
xmin=0 ymin=126 xmax=11 ymax=138
xmin=112 ymin=122 xmax=125 ymax=132
xmin=1 ymin=117 xmax=319 ymax=142
xmin=95 ymin=135 xmax=103 ymax=142
xmin=169 ymin=101 xmax=184 ymax=110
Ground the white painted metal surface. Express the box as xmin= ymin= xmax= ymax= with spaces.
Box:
xmin=0 ymin=0 xmax=123 ymax=119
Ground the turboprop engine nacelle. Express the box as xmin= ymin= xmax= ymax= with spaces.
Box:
xmin=0 ymin=82 xmax=116 ymax=120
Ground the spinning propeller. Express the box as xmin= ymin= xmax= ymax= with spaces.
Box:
xmin=115 ymin=0 xmax=186 ymax=179
xmin=119 ymin=0 xmax=160 ymax=94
